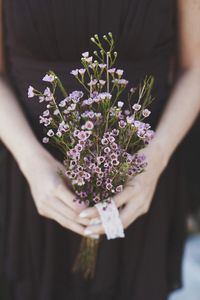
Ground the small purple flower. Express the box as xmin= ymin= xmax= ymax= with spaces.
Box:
xmin=98 ymin=63 xmax=107 ymax=69
xmin=69 ymin=160 xmax=76 ymax=169
xmin=130 ymin=87 xmax=137 ymax=93
xmin=79 ymin=68 xmax=86 ymax=75
xmin=133 ymin=120 xmax=141 ymax=128
xmin=110 ymin=153 xmax=117 ymax=160
xmin=116 ymin=69 xmax=124 ymax=76
xmin=99 ymin=80 xmax=106 ymax=86
xmin=42 ymin=137 xmax=49 ymax=143
xmin=108 ymin=68 xmax=116 ymax=74
xmin=106 ymin=183 xmax=113 ymax=190
xmin=96 ymin=180 xmax=102 ymax=186
xmin=43 ymin=74 xmax=55 ymax=82
xmin=93 ymin=195 xmax=100 ymax=203
xmin=111 ymin=129 xmax=119 ymax=136
xmin=43 ymin=110 xmax=49 ymax=117
xmin=75 ymin=143 xmax=83 ymax=152
xmin=117 ymin=101 xmax=124 ymax=108
xmin=118 ymin=79 xmax=129 ymax=85
xmin=119 ymin=120 xmax=126 ymax=128
xmin=82 ymin=51 xmax=89 ymax=58
xmin=53 ymin=109 xmax=59 ymax=116
xmin=73 ymin=129 xmax=80 ymax=137
xmin=104 ymin=147 xmax=111 ymax=154
xmin=82 ymin=98 xmax=94 ymax=105
xmin=69 ymin=91 xmax=84 ymax=101
xmin=132 ymin=103 xmax=141 ymax=111
xmin=112 ymin=159 xmax=119 ymax=166
xmin=89 ymin=63 xmax=96 ymax=69
xmin=126 ymin=115 xmax=134 ymax=124
xmin=43 ymin=87 xmax=53 ymax=101
xmin=116 ymin=185 xmax=123 ymax=192
xmin=70 ymin=69 xmax=79 ymax=76
xmin=144 ymin=129 xmax=155 ymax=143
xmin=59 ymin=99 xmax=67 ymax=107
xmin=28 ymin=86 xmax=35 ymax=98
xmin=108 ymin=136 xmax=115 ymax=143
xmin=85 ymin=56 xmax=93 ymax=63
xmin=84 ymin=120 xmax=94 ymax=130
xmin=110 ymin=142 xmax=118 ymax=150
xmin=101 ymin=138 xmax=109 ymax=145
xmin=84 ymin=172 xmax=91 ymax=180
xmin=97 ymin=156 xmax=105 ymax=165
xmin=142 ymin=109 xmax=151 ymax=117
xmin=99 ymin=92 xmax=112 ymax=100
xmin=47 ymin=129 xmax=54 ymax=137
xmin=39 ymin=116 xmax=51 ymax=126
xmin=77 ymin=130 xmax=88 ymax=141
xmin=76 ymin=177 xmax=85 ymax=186
xmin=56 ymin=131 xmax=62 ymax=137
xmin=39 ymin=96 xmax=45 ymax=103
xmin=88 ymin=79 xmax=98 ymax=87
xmin=124 ymin=110 xmax=130 ymax=116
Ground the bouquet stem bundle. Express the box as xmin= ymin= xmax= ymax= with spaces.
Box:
xmin=72 ymin=237 xmax=101 ymax=279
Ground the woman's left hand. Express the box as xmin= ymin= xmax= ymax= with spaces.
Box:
xmin=79 ymin=144 xmax=168 ymax=236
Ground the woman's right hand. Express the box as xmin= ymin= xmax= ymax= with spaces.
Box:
xmin=21 ymin=148 xmax=91 ymax=236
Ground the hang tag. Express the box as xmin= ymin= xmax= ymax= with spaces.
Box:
xmin=95 ymin=199 xmax=125 ymax=240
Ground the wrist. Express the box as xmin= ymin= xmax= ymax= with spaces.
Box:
xmin=18 ymin=142 xmax=53 ymax=180
xmin=141 ymin=138 xmax=170 ymax=175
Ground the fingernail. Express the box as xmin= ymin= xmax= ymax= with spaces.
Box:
xmin=84 ymin=228 xmax=93 ymax=236
xmin=79 ymin=211 xmax=89 ymax=218
xmin=89 ymin=218 xmax=101 ymax=225
xmin=90 ymin=234 xmax=99 ymax=239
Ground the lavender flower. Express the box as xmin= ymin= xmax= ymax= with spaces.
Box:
xmin=142 ymin=109 xmax=151 ymax=117
xmin=132 ymin=103 xmax=141 ymax=111
xmin=82 ymin=51 xmax=89 ymax=58
xmin=70 ymin=69 xmax=79 ymax=76
xmin=28 ymin=86 xmax=35 ymax=98
xmin=43 ymin=74 xmax=56 ymax=82
xmin=42 ymin=137 xmax=49 ymax=143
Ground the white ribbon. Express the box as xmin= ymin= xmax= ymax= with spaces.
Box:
xmin=95 ymin=199 xmax=125 ymax=240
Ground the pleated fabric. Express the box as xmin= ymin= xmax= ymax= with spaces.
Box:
xmin=0 ymin=1 xmax=187 ymax=299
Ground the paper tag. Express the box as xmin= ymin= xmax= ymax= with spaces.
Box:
xmin=95 ymin=199 xmax=125 ymax=240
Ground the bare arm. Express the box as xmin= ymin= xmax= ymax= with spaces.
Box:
xmin=0 ymin=1 xmax=47 ymax=175
xmin=151 ymin=0 xmax=200 ymax=166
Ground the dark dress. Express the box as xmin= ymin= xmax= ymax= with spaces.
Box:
xmin=0 ymin=0 xmax=187 ymax=299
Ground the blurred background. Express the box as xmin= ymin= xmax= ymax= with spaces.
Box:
xmin=169 ymin=117 xmax=200 ymax=300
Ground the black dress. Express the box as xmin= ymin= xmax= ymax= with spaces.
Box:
xmin=0 ymin=1 xmax=187 ymax=299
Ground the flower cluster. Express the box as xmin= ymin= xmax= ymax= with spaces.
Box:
xmin=27 ymin=32 xmax=155 ymax=206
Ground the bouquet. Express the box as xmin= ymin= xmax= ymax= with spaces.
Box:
xmin=27 ymin=32 xmax=155 ymax=279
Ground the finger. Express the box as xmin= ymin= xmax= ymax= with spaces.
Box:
xmin=47 ymin=206 xmax=86 ymax=236
xmin=46 ymin=197 xmax=91 ymax=226
xmin=119 ymin=199 xmax=146 ymax=229
xmin=79 ymin=206 xmax=100 ymax=220
xmin=84 ymin=223 xmax=105 ymax=236
xmin=55 ymin=183 xmax=88 ymax=213
xmin=115 ymin=181 xmax=140 ymax=207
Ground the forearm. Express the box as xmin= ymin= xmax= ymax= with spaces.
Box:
xmin=148 ymin=67 xmax=200 ymax=169
xmin=0 ymin=75 xmax=49 ymax=175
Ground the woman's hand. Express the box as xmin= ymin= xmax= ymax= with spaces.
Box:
xmin=79 ymin=143 xmax=168 ymax=236
xmin=22 ymin=148 xmax=92 ymax=236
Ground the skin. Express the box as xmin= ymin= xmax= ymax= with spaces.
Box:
xmin=0 ymin=0 xmax=200 ymax=238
